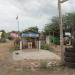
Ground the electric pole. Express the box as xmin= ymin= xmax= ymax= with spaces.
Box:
xmin=58 ymin=0 xmax=68 ymax=63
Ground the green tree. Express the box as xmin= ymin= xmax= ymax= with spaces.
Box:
xmin=23 ymin=26 xmax=39 ymax=33
xmin=44 ymin=16 xmax=59 ymax=36
xmin=63 ymin=13 xmax=75 ymax=34
xmin=1 ymin=31 xmax=6 ymax=38
xmin=0 ymin=30 xmax=6 ymax=42
xmin=44 ymin=12 xmax=75 ymax=36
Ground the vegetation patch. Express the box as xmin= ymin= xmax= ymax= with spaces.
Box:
xmin=41 ymin=44 xmax=50 ymax=50
xmin=9 ymin=47 xmax=20 ymax=52
xmin=41 ymin=43 xmax=54 ymax=52
xmin=38 ymin=61 xmax=65 ymax=71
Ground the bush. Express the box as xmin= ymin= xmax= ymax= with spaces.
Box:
xmin=41 ymin=43 xmax=50 ymax=50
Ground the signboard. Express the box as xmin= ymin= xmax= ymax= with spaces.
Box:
xmin=22 ymin=32 xmax=39 ymax=38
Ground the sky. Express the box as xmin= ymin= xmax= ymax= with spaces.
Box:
xmin=0 ymin=0 xmax=75 ymax=32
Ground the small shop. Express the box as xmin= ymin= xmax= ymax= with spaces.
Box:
xmin=21 ymin=32 xmax=39 ymax=49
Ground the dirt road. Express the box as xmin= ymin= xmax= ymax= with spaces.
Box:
xmin=0 ymin=41 xmax=75 ymax=75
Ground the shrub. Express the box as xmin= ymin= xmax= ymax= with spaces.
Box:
xmin=39 ymin=62 xmax=48 ymax=69
xmin=41 ymin=43 xmax=50 ymax=50
xmin=15 ymin=44 xmax=20 ymax=50
xmin=38 ymin=62 xmax=65 ymax=71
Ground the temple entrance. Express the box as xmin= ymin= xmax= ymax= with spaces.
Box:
xmin=21 ymin=32 xmax=39 ymax=49
xmin=27 ymin=38 xmax=39 ymax=49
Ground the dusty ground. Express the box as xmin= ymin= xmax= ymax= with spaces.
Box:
xmin=0 ymin=41 xmax=75 ymax=75
xmin=13 ymin=50 xmax=60 ymax=61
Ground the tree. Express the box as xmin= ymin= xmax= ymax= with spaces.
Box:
xmin=0 ymin=30 xmax=6 ymax=42
xmin=44 ymin=16 xmax=60 ymax=36
xmin=44 ymin=12 xmax=75 ymax=36
xmin=63 ymin=13 xmax=75 ymax=34
xmin=0 ymin=30 xmax=6 ymax=39
xmin=23 ymin=26 xmax=39 ymax=33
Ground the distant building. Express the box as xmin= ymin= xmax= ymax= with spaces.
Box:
xmin=10 ymin=32 xmax=19 ymax=39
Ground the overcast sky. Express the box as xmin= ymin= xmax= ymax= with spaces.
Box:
xmin=0 ymin=0 xmax=74 ymax=32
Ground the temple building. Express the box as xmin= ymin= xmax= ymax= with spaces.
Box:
xmin=21 ymin=32 xmax=40 ymax=49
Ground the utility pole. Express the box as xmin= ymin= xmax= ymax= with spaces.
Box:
xmin=16 ymin=16 xmax=22 ymax=50
xmin=58 ymin=0 xmax=68 ymax=63
xmin=18 ymin=20 xmax=19 ymax=34
xmin=16 ymin=16 xmax=19 ymax=34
